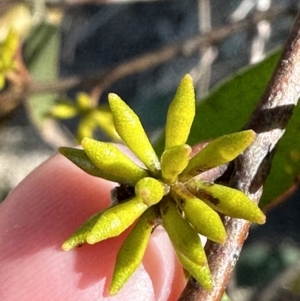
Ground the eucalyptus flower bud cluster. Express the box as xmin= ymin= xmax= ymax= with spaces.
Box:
xmin=60 ymin=74 xmax=266 ymax=295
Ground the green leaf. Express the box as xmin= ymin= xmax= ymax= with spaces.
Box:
xmin=24 ymin=23 xmax=60 ymax=128
xmin=260 ymin=102 xmax=300 ymax=208
xmin=188 ymin=51 xmax=281 ymax=145
xmin=154 ymin=50 xmax=281 ymax=155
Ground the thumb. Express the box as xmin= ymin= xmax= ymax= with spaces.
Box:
xmin=0 ymin=153 xmax=185 ymax=301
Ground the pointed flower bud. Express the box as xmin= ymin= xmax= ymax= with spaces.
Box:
xmin=108 ymin=93 xmax=160 ymax=175
xmin=161 ymin=144 xmax=191 ymax=184
xmin=62 ymin=211 xmax=103 ymax=251
xmin=165 ymin=74 xmax=195 ymax=149
xmin=181 ymin=130 xmax=255 ymax=180
xmin=160 ymin=198 xmax=212 ymax=290
xmin=110 ymin=207 xmax=158 ymax=295
xmin=82 ymin=138 xmax=148 ymax=185
xmin=59 ymin=147 xmax=103 ymax=176
xmin=87 ymin=197 xmax=148 ymax=244
xmin=50 ymin=102 xmax=78 ymax=119
xmin=77 ymin=92 xmax=93 ymax=110
xmin=173 ymin=183 xmax=227 ymax=244
xmin=135 ymin=177 xmax=166 ymax=206
xmin=160 ymin=198 xmax=208 ymax=267
xmin=187 ymin=179 xmax=266 ymax=224
xmin=176 ymin=251 xmax=213 ymax=292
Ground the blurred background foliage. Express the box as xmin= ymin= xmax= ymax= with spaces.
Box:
xmin=1 ymin=0 xmax=300 ymax=300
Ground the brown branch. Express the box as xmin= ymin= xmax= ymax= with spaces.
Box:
xmin=178 ymin=10 xmax=300 ymax=301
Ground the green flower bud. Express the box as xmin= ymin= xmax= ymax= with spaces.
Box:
xmin=160 ymin=198 xmax=208 ymax=267
xmin=50 ymin=103 xmax=78 ymax=119
xmin=62 ymin=211 xmax=103 ymax=251
xmin=59 ymin=147 xmax=137 ymax=185
xmin=161 ymin=144 xmax=191 ymax=184
xmin=176 ymin=251 xmax=213 ymax=292
xmin=135 ymin=177 xmax=166 ymax=206
xmin=108 ymin=93 xmax=160 ymax=175
xmin=165 ymin=74 xmax=195 ymax=149
xmin=76 ymin=117 xmax=96 ymax=141
xmin=86 ymin=197 xmax=148 ymax=244
xmin=0 ymin=74 xmax=4 ymax=90
xmin=160 ymin=198 xmax=212 ymax=290
xmin=77 ymin=92 xmax=93 ymax=110
xmin=82 ymin=138 xmax=148 ymax=185
xmin=180 ymin=130 xmax=255 ymax=180
xmin=173 ymin=183 xmax=227 ymax=244
xmin=93 ymin=109 xmax=121 ymax=142
xmin=110 ymin=207 xmax=158 ymax=295
xmin=187 ymin=179 xmax=266 ymax=224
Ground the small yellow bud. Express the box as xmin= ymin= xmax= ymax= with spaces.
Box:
xmin=77 ymin=92 xmax=92 ymax=110
xmin=59 ymin=147 xmax=136 ymax=184
xmin=50 ymin=103 xmax=78 ymax=119
xmin=160 ymin=198 xmax=208 ymax=267
xmin=161 ymin=144 xmax=191 ymax=184
xmin=173 ymin=183 xmax=227 ymax=244
xmin=110 ymin=207 xmax=158 ymax=295
xmin=181 ymin=130 xmax=255 ymax=180
xmin=82 ymin=138 xmax=148 ymax=185
xmin=62 ymin=211 xmax=103 ymax=251
xmin=135 ymin=177 xmax=165 ymax=206
xmin=108 ymin=93 xmax=160 ymax=175
xmin=160 ymin=198 xmax=212 ymax=290
xmin=188 ymin=179 xmax=266 ymax=224
xmin=176 ymin=251 xmax=213 ymax=291
xmin=165 ymin=74 xmax=195 ymax=149
xmin=86 ymin=197 xmax=148 ymax=244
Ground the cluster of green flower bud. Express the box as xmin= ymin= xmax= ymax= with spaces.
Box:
xmin=60 ymin=74 xmax=266 ymax=295
xmin=50 ymin=92 xmax=120 ymax=142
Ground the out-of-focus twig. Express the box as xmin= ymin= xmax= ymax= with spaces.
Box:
xmin=178 ymin=10 xmax=300 ymax=301
xmin=191 ymin=0 xmax=218 ymax=98
xmin=65 ymin=0 xmax=164 ymax=4
xmin=0 ymin=7 xmax=286 ymax=119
